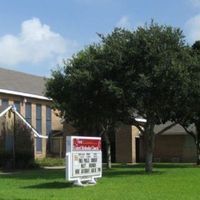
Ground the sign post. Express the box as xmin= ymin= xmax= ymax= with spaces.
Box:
xmin=66 ymin=136 xmax=102 ymax=186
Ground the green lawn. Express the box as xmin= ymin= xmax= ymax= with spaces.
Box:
xmin=0 ymin=164 xmax=200 ymax=200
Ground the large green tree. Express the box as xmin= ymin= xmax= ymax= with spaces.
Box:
xmin=46 ymin=22 xmax=191 ymax=172
xmin=99 ymin=24 xmax=191 ymax=172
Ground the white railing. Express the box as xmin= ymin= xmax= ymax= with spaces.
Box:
xmin=0 ymin=105 xmax=48 ymax=139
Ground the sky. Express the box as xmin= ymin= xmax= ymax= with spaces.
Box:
xmin=0 ymin=0 xmax=200 ymax=76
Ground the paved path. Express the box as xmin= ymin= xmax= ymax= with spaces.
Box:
xmin=43 ymin=166 xmax=65 ymax=169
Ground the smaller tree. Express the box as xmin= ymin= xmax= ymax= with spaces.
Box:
xmin=15 ymin=119 xmax=34 ymax=167
xmin=46 ymin=45 xmax=124 ymax=169
xmin=173 ymin=41 xmax=200 ymax=165
xmin=0 ymin=117 xmax=34 ymax=169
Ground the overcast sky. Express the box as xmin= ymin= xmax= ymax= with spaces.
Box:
xmin=0 ymin=0 xmax=200 ymax=76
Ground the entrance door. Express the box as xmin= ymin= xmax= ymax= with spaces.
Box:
xmin=136 ymin=137 xmax=140 ymax=163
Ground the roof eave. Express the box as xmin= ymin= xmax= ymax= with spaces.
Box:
xmin=0 ymin=89 xmax=52 ymax=101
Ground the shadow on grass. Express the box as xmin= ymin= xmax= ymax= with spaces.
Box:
xmin=0 ymin=169 xmax=65 ymax=180
xmin=0 ymin=163 xmax=196 ymax=181
xmin=103 ymin=170 xmax=164 ymax=177
xmin=23 ymin=181 xmax=72 ymax=189
xmin=102 ymin=163 xmax=195 ymax=178
xmin=153 ymin=163 xmax=195 ymax=169
xmin=103 ymin=167 xmax=164 ymax=178
xmin=112 ymin=163 xmax=194 ymax=169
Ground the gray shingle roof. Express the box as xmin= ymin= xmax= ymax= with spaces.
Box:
xmin=155 ymin=122 xmax=185 ymax=135
xmin=155 ymin=122 xmax=196 ymax=135
xmin=0 ymin=67 xmax=46 ymax=96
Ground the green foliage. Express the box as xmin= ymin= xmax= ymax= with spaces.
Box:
xmin=100 ymin=24 xmax=190 ymax=125
xmin=46 ymin=22 xmax=192 ymax=172
xmin=192 ymin=40 xmax=200 ymax=53
xmin=15 ymin=120 xmax=34 ymax=156
xmin=0 ymin=119 xmax=35 ymax=169
xmin=47 ymin=22 xmax=191 ymax=128
xmin=171 ymin=40 xmax=200 ymax=164
xmin=46 ymin=44 xmax=124 ymax=134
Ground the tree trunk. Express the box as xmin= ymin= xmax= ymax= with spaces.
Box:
xmin=196 ymin=123 xmax=200 ymax=165
xmin=104 ymin=131 xmax=112 ymax=169
xmin=196 ymin=142 xmax=200 ymax=165
xmin=144 ymin=123 xmax=155 ymax=173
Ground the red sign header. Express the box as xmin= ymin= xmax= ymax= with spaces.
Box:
xmin=73 ymin=138 xmax=101 ymax=151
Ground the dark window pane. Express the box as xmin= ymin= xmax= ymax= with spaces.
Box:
xmin=25 ymin=103 xmax=32 ymax=124
xmin=36 ymin=104 xmax=41 ymax=120
xmin=46 ymin=120 xmax=51 ymax=136
xmin=36 ymin=104 xmax=42 ymax=152
xmin=2 ymin=99 xmax=8 ymax=109
xmin=36 ymin=138 xmax=42 ymax=152
xmin=36 ymin=119 xmax=42 ymax=132
xmin=46 ymin=106 xmax=51 ymax=120
xmin=5 ymin=133 xmax=13 ymax=152
xmin=46 ymin=106 xmax=51 ymax=135
xmin=14 ymin=101 xmax=20 ymax=113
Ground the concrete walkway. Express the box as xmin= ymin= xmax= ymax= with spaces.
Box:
xmin=43 ymin=166 xmax=65 ymax=169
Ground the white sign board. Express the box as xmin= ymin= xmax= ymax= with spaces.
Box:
xmin=66 ymin=136 xmax=102 ymax=185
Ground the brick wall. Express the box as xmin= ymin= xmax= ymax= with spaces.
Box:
xmin=115 ymin=125 xmax=133 ymax=163
xmin=0 ymin=93 xmax=63 ymax=159
xmin=115 ymin=124 xmax=196 ymax=163
xmin=154 ymin=135 xmax=196 ymax=162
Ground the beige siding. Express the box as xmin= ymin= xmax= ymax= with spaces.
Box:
xmin=115 ymin=125 xmax=133 ymax=163
xmin=154 ymin=135 xmax=196 ymax=162
xmin=52 ymin=110 xmax=62 ymax=130
xmin=0 ymin=93 xmax=63 ymax=159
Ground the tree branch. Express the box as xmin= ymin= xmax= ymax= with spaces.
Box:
xmin=182 ymin=125 xmax=196 ymax=141
xmin=156 ymin=122 xmax=177 ymax=136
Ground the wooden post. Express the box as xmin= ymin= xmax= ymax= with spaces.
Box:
xmin=59 ymin=137 xmax=62 ymax=158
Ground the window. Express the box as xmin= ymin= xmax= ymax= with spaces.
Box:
xmin=2 ymin=99 xmax=8 ymax=109
xmin=46 ymin=106 xmax=51 ymax=136
xmin=14 ymin=101 xmax=20 ymax=113
xmin=25 ymin=103 xmax=32 ymax=124
xmin=36 ymin=104 xmax=42 ymax=152
xmin=5 ymin=133 xmax=13 ymax=152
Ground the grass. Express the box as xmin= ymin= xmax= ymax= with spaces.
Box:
xmin=0 ymin=163 xmax=200 ymax=200
xmin=35 ymin=157 xmax=65 ymax=167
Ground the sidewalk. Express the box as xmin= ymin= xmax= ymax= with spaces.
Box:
xmin=42 ymin=166 xmax=65 ymax=169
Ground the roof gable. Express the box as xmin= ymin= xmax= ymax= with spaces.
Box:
xmin=0 ymin=67 xmax=47 ymax=97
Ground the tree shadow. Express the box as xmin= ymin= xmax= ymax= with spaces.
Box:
xmin=103 ymin=168 xmax=164 ymax=178
xmin=102 ymin=163 xmax=195 ymax=178
xmin=111 ymin=163 xmax=195 ymax=169
xmin=153 ymin=163 xmax=195 ymax=169
xmin=0 ymin=169 xmax=65 ymax=180
xmin=23 ymin=181 xmax=72 ymax=189
xmin=0 ymin=163 xmax=195 ymax=181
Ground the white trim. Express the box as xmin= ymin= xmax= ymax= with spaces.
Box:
xmin=0 ymin=89 xmax=51 ymax=101
xmin=0 ymin=105 xmax=12 ymax=118
xmin=135 ymin=118 xmax=147 ymax=123
xmin=14 ymin=108 xmax=47 ymax=139
xmin=0 ymin=105 xmax=48 ymax=139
